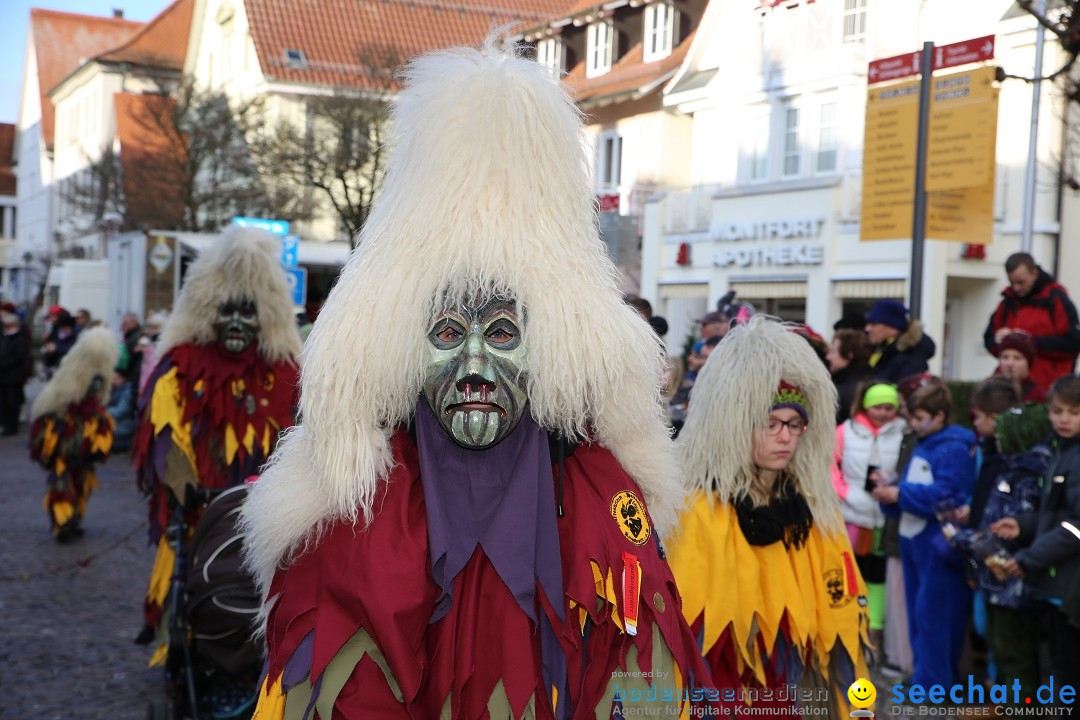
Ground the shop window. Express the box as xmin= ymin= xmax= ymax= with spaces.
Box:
xmin=643 ymin=2 xmax=677 ymax=63
xmin=817 ymin=102 xmax=837 ymax=173
xmin=843 ymin=0 xmax=867 ymax=44
xmin=782 ymin=104 xmax=801 ymax=178
xmin=536 ymin=38 xmax=564 ymax=76
xmin=586 ymin=21 xmax=615 ymax=78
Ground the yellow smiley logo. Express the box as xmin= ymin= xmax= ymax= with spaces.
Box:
xmin=847 ymin=677 xmax=876 ymax=709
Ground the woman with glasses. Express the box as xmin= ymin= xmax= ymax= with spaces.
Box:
xmin=667 ymin=316 xmax=870 ymax=716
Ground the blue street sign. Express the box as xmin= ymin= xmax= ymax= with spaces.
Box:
xmin=232 ymin=216 xmax=290 ymax=236
xmin=281 ymin=235 xmax=299 ymax=267
xmin=285 ymin=267 xmax=308 ymax=306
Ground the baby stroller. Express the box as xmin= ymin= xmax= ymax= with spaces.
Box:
xmin=147 ymin=484 xmax=262 ymax=720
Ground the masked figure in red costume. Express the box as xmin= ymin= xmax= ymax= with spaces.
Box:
xmin=133 ymin=227 xmax=301 ymax=651
xmin=242 ymin=40 xmax=721 ymax=720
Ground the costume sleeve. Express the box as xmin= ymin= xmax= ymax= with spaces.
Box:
xmin=1033 ymin=289 xmax=1080 ymax=357
xmin=898 ymin=442 xmax=974 ymax=519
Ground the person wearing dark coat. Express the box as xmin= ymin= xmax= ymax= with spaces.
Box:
xmin=827 ymin=328 xmax=873 ymax=424
xmin=0 ymin=303 xmax=31 ymax=435
xmin=993 ymin=376 xmax=1080 ymax=689
xmin=42 ymin=311 xmax=80 ymax=377
xmin=865 ymin=299 xmax=936 ymax=384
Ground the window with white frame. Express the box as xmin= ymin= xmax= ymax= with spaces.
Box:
xmin=536 ymin=38 xmax=564 ymax=75
xmin=597 ymin=132 xmax=622 ymax=190
xmin=842 ymin=0 xmax=867 ymax=44
xmin=748 ymin=111 xmax=769 ymax=183
xmin=220 ymin=19 xmax=234 ymax=81
xmin=586 ymin=21 xmax=615 ymax=78
xmin=643 ymin=2 xmax=676 ymax=63
xmin=816 ymin=102 xmax=837 ymax=173
xmin=782 ymin=103 xmax=801 ymax=177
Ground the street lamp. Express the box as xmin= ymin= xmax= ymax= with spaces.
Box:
xmin=21 ymin=251 xmax=32 ymax=306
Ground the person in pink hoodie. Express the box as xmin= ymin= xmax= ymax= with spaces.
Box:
xmin=833 ymin=382 xmax=907 ymax=658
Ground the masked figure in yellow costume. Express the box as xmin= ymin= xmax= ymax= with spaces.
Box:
xmin=29 ymin=327 xmax=118 ymax=541
xmin=667 ymin=317 xmax=870 ymax=714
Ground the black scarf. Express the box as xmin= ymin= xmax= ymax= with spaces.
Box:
xmin=734 ymin=475 xmax=814 ymax=550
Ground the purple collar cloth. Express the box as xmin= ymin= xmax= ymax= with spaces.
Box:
xmin=414 ymin=399 xmax=564 ymax=624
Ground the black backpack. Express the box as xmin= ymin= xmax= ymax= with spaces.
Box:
xmin=184 ymin=484 xmax=262 ymax=679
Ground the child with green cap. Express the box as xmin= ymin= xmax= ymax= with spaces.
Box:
xmin=832 ymin=381 xmax=907 ymax=660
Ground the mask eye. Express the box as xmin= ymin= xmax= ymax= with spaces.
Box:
xmin=486 ymin=328 xmax=514 ymax=344
xmin=436 ymin=326 xmax=462 ymax=343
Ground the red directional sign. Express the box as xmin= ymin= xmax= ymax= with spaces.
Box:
xmin=868 ymin=52 xmax=920 ymax=84
xmin=935 ymin=35 xmax=995 ymax=72
xmin=868 ymin=35 xmax=995 ymax=84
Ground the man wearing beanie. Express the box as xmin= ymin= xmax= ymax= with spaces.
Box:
xmin=997 ymin=331 xmax=1044 ymax=403
xmin=984 ymin=252 xmax=1080 ymax=393
xmin=865 ymin=299 xmax=937 ymax=383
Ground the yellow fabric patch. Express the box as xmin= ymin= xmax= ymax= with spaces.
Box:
xmin=252 ymin=675 xmax=286 ymax=720
xmin=667 ymin=494 xmax=869 ymax=687
xmin=51 ymin=500 xmax=75 ymax=527
xmin=590 ymin=561 xmax=624 ymax=632
xmin=149 ymin=367 xmax=197 ymax=472
xmin=149 ymin=643 xmax=168 ymax=668
xmin=42 ymin=419 xmax=59 ymax=459
xmin=147 ymin=537 xmax=176 ymax=607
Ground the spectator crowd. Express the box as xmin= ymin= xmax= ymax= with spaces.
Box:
xmin=655 ymin=250 xmax=1080 ymax=695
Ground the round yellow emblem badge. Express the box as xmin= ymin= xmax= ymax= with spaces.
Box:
xmin=610 ymin=490 xmax=651 ymax=546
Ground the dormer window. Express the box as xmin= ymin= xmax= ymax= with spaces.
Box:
xmin=643 ymin=2 xmax=676 ymax=63
xmin=285 ymin=48 xmax=308 ymax=69
xmin=536 ymin=38 xmax=564 ymax=76
xmin=586 ymin=21 xmax=615 ymax=78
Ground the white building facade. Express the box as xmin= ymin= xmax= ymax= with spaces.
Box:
xmin=641 ymin=0 xmax=1074 ymax=381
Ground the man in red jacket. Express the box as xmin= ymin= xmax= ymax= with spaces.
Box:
xmin=984 ymin=252 xmax=1080 ymax=393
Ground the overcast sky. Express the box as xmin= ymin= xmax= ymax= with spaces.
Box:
xmin=0 ymin=1 xmax=171 ymax=126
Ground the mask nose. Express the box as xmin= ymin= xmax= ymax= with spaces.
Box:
xmin=457 ymin=331 xmax=496 ymax=389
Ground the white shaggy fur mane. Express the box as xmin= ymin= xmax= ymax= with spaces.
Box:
xmin=675 ymin=316 xmax=844 ymax=536
xmin=156 ymin=227 xmax=301 ymax=364
xmin=31 ymin=327 xmax=119 ymax=420
xmin=243 ymin=40 xmax=680 ymax=598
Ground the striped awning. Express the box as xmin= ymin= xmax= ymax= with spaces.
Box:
xmin=730 ymin=281 xmax=807 ymax=299
xmin=833 ymin=280 xmax=906 ymax=299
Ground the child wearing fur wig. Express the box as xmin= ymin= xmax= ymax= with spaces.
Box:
xmin=29 ymin=327 xmax=117 ymax=542
xmin=874 ymin=382 xmax=975 ymax=687
xmin=669 ymin=318 xmax=869 ymax=715
xmin=832 ymin=382 xmax=906 ymax=658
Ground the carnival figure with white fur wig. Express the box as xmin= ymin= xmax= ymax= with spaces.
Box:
xmin=30 ymin=326 xmax=118 ymax=542
xmin=133 ymin=226 xmax=301 ymax=644
xmin=243 ymin=40 xmax=718 ymax=720
xmin=667 ymin=317 xmax=870 ymax=715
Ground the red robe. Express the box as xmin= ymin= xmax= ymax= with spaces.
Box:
xmin=254 ymin=429 xmax=729 ymax=719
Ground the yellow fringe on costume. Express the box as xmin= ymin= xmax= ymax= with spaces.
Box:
xmin=668 ymin=494 xmax=869 ymax=687
xmin=147 ymin=368 xmax=198 ymax=473
xmin=252 ymin=676 xmax=286 ymax=720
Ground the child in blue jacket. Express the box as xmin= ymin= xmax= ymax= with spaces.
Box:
xmin=875 ymin=381 xmax=975 ymax=687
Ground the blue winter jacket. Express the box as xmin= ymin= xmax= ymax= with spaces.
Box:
xmin=883 ymin=424 xmax=976 ymax=543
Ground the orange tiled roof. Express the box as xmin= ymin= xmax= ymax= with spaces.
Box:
xmin=0 ymin=123 xmax=15 ymax=196
xmin=114 ymin=93 xmax=186 ymax=228
xmin=29 ymin=9 xmax=143 ymax=148
xmin=244 ymin=0 xmax=574 ymax=89
xmin=565 ymin=28 xmax=696 ymax=104
xmin=98 ymin=0 xmax=194 ymax=70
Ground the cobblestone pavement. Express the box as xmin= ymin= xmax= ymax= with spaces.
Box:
xmin=0 ymin=395 xmax=162 ymax=720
